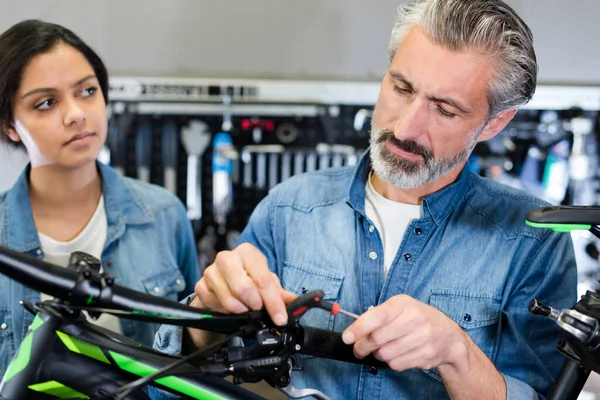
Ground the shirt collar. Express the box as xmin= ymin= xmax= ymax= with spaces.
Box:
xmin=345 ymin=148 xmax=473 ymax=225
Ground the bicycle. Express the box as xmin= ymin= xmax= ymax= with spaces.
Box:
xmin=0 ymin=246 xmax=385 ymax=400
xmin=1 ymin=204 xmax=596 ymax=400
xmin=527 ymin=205 xmax=600 ymax=400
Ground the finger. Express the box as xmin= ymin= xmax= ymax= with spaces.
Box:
xmin=216 ymin=249 xmax=263 ymax=311
xmin=372 ymin=331 xmax=427 ymax=366
xmin=384 ymin=339 xmax=440 ymax=372
xmin=195 ymin=279 xmax=227 ymax=313
xmin=342 ymin=297 xmax=406 ymax=345
xmin=203 ymin=263 xmax=249 ymax=314
xmin=273 ymin=272 xmax=297 ymax=304
xmin=237 ymin=243 xmax=288 ymax=326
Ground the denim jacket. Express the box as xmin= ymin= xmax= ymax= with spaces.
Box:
xmin=153 ymin=150 xmax=577 ymax=400
xmin=0 ymin=162 xmax=200 ymax=377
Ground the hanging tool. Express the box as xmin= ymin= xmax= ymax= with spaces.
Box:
xmin=212 ymin=91 xmax=238 ymax=236
xmin=281 ymin=152 xmax=292 ymax=181
xmin=181 ymin=120 xmax=211 ymax=221
xmin=241 ymin=149 xmax=253 ymax=188
xmin=135 ymin=118 xmax=153 ymax=183
xmin=275 ymin=122 xmax=299 ymax=144
xmin=293 ymin=152 xmax=305 ymax=176
xmin=241 ymin=118 xmax=274 ymax=144
xmin=162 ymin=119 xmax=180 ymax=195
xmin=256 ymin=151 xmax=266 ymax=189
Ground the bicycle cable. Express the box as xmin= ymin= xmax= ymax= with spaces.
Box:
xmin=109 ymin=329 xmax=244 ymax=400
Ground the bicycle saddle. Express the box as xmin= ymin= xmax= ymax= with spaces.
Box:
xmin=526 ymin=205 xmax=600 ymax=230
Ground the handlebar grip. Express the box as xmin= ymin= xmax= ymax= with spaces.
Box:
xmin=301 ymin=326 xmax=387 ymax=369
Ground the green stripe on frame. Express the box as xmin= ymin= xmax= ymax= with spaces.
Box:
xmin=28 ymin=380 xmax=90 ymax=399
xmin=109 ymin=351 xmax=227 ymax=400
xmin=56 ymin=331 xmax=111 ymax=364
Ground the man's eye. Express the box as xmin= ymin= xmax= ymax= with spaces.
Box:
xmin=394 ymin=85 xmax=412 ymax=94
xmin=437 ymin=105 xmax=456 ymax=118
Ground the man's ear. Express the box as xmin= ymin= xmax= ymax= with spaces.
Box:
xmin=478 ymin=108 xmax=517 ymax=142
xmin=2 ymin=122 xmax=21 ymax=143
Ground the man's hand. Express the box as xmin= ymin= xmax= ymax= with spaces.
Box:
xmin=195 ymin=242 xmax=296 ymax=323
xmin=184 ymin=243 xmax=297 ymax=352
xmin=341 ymin=294 xmax=466 ymax=371
xmin=341 ymin=294 xmax=506 ymax=399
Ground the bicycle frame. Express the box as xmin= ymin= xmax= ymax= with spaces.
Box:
xmin=1 ymin=306 xmax=267 ymax=400
xmin=0 ymin=247 xmax=368 ymax=400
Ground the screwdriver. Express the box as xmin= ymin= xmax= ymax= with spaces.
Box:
xmin=286 ymin=289 xmax=361 ymax=321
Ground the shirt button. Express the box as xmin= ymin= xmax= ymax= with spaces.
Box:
xmin=176 ymin=279 xmax=182 ymax=285
xmin=368 ymin=225 xmax=375 ymax=233
xmin=0 ymin=323 xmax=7 ymax=330
xmin=368 ymin=366 xmax=378 ymax=375
xmin=153 ymin=287 xmax=161 ymax=294
xmin=414 ymin=227 xmax=423 ymax=235
xmin=301 ymin=287 xmax=308 ymax=294
xmin=369 ymin=252 xmax=378 ymax=260
xmin=463 ymin=313 xmax=472 ymax=322
xmin=403 ymin=253 xmax=412 ymax=261
xmin=36 ymin=249 xmax=42 ymax=255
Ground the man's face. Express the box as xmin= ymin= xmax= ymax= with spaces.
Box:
xmin=370 ymin=27 xmax=497 ymax=188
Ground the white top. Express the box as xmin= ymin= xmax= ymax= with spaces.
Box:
xmin=365 ymin=172 xmax=422 ymax=280
xmin=38 ymin=196 xmax=122 ymax=334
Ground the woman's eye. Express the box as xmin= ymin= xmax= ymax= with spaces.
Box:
xmin=34 ymin=98 xmax=57 ymax=110
xmin=80 ymin=86 xmax=98 ymax=97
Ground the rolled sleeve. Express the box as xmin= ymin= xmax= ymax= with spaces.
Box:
xmin=503 ymin=373 xmax=539 ymax=400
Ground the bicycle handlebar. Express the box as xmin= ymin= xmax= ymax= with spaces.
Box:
xmin=0 ymin=246 xmax=260 ymax=333
xmin=0 ymin=245 xmax=384 ymax=369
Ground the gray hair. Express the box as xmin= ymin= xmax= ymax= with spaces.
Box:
xmin=387 ymin=0 xmax=537 ymax=116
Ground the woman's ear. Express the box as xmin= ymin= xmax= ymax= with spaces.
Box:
xmin=2 ymin=123 xmax=22 ymax=143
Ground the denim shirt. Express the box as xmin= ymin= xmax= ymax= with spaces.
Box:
xmin=153 ymin=150 xmax=577 ymax=400
xmin=0 ymin=162 xmax=200 ymax=377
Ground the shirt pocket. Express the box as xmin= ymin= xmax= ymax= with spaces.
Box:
xmin=422 ymin=289 xmax=501 ymax=382
xmin=281 ymin=261 xmax=344 ymax=331
xmin=0 ymin=310 xmax=14 ymax=377
xmin=141 ymin=268 xmax=187 ymax=302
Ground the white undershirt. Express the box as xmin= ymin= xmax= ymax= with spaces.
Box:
xmin=38 ymin=196 xmax=122 ymax=334
xmin=365 ymin=172 xmax=422 ymax=280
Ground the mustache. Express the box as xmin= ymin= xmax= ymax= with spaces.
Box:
xmin=375 ymin=130 xmax=433 ymax=161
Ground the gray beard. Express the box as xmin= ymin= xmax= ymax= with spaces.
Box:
xmin=368 ymin=121 xmax=484 ymax=189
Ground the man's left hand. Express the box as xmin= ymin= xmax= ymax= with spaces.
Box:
xmin=341 ymin=294 xmax=468 ymax=372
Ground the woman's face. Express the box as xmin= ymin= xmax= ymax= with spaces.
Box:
xmin=7 ymin=43 xmax=107 ymax=169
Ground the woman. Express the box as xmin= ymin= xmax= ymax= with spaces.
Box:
xmin=0 ymin=19 xmax=200 ymax=376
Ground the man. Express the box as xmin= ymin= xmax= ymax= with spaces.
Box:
xmin=154 ymin=0 xmax=577 ymax=398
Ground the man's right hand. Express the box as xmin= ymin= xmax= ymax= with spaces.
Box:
xmin=184 ymin=243 xmax=296 ymax=352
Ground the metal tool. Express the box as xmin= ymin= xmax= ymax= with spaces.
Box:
xmin=135 ymin=118 xmax=153 ymax=183
xmin=212 ymin=131 xmax=235 ymax=234
xmin=181 ymin=120 xmax=211 ymax=221
xmin=161 ymin=119 xmax=179 ymax=195
xmin=281 ymin=152 xmax=292 ymax=181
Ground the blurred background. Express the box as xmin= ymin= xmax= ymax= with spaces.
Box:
xmin=2 ymin=1 xmax=600 ymax=398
